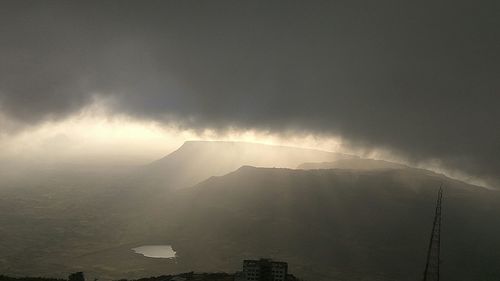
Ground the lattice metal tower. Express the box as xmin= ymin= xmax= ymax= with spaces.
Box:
xmin=422 ymin=185 xmax=443 ymax=281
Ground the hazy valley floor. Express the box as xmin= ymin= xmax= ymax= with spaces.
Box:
xmin=1 ymin=143 xmax=500 ymax=281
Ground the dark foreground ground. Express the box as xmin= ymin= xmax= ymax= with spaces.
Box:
xmin=0 ymin=272 xmax=302 ymax=281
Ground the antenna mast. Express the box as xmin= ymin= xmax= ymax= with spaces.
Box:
xmin=422 ymin=185 xmax=443 ymax=281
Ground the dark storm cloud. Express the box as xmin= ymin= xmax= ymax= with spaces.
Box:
xmin=1 ymin=0 xmax=499 ymax=186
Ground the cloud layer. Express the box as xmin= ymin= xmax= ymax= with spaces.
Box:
xmin=1 ymin=1 xmax=499 ymax=186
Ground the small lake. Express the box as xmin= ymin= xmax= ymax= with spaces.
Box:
xmin=131 ymin=245 xmax=176 ymax=259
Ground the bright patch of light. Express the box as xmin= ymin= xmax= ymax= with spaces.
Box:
xmin=0 ymin=101 xmax=345 ymax=165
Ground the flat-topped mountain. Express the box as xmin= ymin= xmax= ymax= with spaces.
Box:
xmin=141 ymin=141 xmax=355 ymax=189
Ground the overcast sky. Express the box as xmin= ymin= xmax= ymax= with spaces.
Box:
xmin=0 ymin=0 xmax=499 ymax=186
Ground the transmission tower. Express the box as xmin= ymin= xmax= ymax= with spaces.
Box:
xmin=422 ymin=185 xmax=443 ymax=281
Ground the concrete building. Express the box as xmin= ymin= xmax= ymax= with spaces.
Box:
xmin=242 ymin=258 xmax=288 ymax=281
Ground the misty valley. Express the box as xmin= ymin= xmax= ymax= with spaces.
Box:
xmin=1 ymin=141 xmax=499 ymax=281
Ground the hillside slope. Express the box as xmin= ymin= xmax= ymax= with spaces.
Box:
xmin=297 ymin=158 xmax=409 ymax=170
xmin=153 ymin=167 xmax=500 ymax=281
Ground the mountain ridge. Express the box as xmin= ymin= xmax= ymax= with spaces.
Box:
xmin=140 ymin=140 xmax=356 ymax=189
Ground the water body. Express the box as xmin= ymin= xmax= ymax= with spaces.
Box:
xmin=132 ymin=245 xmax=176 ymax=258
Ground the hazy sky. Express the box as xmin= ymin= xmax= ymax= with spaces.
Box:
xmin=0 ymin=1 xmax=499 ymax=187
